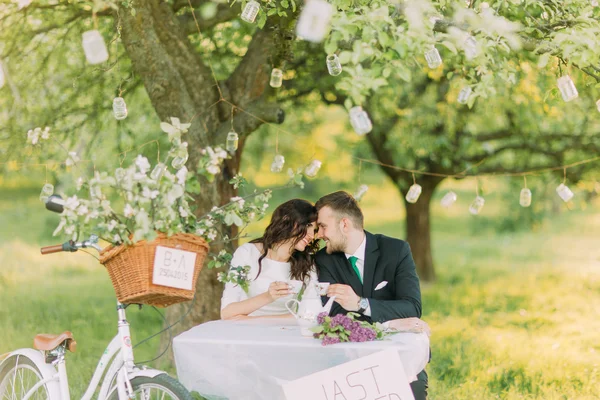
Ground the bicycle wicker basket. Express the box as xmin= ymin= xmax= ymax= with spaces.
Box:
xmin=99 ymin=233 xmax=209 ymax=307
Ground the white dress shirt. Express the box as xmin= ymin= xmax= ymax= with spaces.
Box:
xmin=344 ymin=235 xmax=371 ymax=316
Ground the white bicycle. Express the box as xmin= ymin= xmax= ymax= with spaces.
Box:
xmin=0 ymin=197 xmax=192 ymax=400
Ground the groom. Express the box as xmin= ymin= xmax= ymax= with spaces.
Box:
xmin=314 ymin=191 xmax=428 ymax=400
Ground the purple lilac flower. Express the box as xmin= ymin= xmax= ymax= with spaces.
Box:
xmin=321 ymin=336 xmax=341 ymax=346
xmin=349 ymin=326 xmax=377 ymax=343
xmin=316 ymin=312 xmax=327 ymax=324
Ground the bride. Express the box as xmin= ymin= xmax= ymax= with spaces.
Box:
xmin=220 ymin=199 xmax=318 ymax=319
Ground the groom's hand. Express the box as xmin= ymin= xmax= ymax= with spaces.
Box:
xmin=327 ymin=284 xmax=360 ymax=312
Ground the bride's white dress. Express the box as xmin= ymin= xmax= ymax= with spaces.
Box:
xmin=220 ymin=243 xmax=316 ymax=317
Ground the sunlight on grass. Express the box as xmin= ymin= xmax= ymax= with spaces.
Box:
xmin=1 ymin=179 xmax=599 ymax=399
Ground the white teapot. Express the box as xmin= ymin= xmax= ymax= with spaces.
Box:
xmin=285 ymin=282 xmax=336 ymax=336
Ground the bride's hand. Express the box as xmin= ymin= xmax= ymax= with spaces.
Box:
xmin=388 ymin=318 xmax=431 ymax=337
xmin=267 ymin=281 xmax=291 ymax=301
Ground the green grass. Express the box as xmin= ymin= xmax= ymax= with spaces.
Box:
xmin=1 ymin=182 xmax=599 ymax=399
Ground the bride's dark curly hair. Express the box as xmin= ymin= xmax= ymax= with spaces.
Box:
xmin=250 ymin=199 xmax=319 ymax=282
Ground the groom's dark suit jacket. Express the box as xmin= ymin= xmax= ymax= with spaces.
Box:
xmin=315 ymin=230 xmax=422 ymax=323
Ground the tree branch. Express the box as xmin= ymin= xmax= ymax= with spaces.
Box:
xmin=178 ymin=3 xmax=241 ymax=35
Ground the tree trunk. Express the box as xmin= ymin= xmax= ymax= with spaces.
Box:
xmin=398 ymin=177 xmax=443 ymax=282
xmin=117 ymin=1 xmax=284 ymax=362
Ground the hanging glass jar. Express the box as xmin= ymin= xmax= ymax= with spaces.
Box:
xmin=270 ymin=154 xmax=285 ymax=173
xmin=226 ymin=131 xmax=239 ymax=154
xmin=405 ymin=184 xmax=422 ymax=204
xmin=557 ymin=75 xmax=578 ymax=102
xmin=457 ymin=86 xmax=472 ymax=104
xmin=440 ymin=191 xmax=457 ymax=208
xmin=556 ymin=183 xmax=574 ymax=202
xmin=304 ymin=160 xmax=322 ymax=178
xmin=113 ymin=97 xmax=128 ymax=120
xmin=519 ymin=188 xmax=532 ymax=207
xmin=151 ymin=163 xmax=167 ymax=181
xmin=424 ymin=47 xmax=442 ymax=69
xmin=241 ymin=0 xmax=260 ymax=23
xmin=464 ymin=35 xmax=478 ymax=60
xmin=349 ymin=106 xmax=373 ymax=135
xmin=295 ymin=0 xmax=334 ymax=43
xmin=39 ymin=183 xmax=54 ymax=203
xmin=82 ymin=30 xmax=109 ymax=65
xmin=353 ymin=184 xmax=369 ymax=201
xmin=469 ymin=195 xmax=485 ymax=215
xmin=270 ymin=68 xmax=283 ymax=88
xmin=171 ymin=143 xmax=189 ymax=170
xmin=326 ymin=54 xmax=342 ymax=76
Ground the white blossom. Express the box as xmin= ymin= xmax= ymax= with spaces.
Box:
xmin=65 ymin=151 xmax=80 ymax=167
xmin=142 ymin=186 xmax=159 ymax=199
xmin=176 ymin=166 xmax=188 ymax=185
xmin=206 ymin=164 xmax=220 ymax=175
xmin=124 ymin=203 xmax=135 ymax=217
xmin=135 ymin=155 xmax=151 ymax=174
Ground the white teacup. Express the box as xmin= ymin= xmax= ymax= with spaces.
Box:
xmin=287 ymin=280 xmax=303 ymax=295
xmin=316 ymin=282 xmax=330 ymax=296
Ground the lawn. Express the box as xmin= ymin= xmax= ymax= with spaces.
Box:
xmin=0 ymin=180 xmax=599 ymax=399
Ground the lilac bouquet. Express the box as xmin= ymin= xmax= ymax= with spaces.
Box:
xmin=311 ymin=312 xmax=391 ymax=346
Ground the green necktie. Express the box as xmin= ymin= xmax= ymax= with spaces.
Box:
xmin=348 ymin=256 xmax=362 ymax=283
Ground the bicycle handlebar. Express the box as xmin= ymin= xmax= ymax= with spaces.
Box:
xmin=40 ymin=237 xmax=102 ymax=255
xmin=40 ymin=240 xmax=78 ymax=255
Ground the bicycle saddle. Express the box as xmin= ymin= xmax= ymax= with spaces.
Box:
xmin=33 ymin=332 xmax=77 ymax=353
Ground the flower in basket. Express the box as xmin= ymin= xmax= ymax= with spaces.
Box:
xmin=46 ymin=117 xmax=273 ymax=247
xmin=311 ymin=312 xmax=392 ymax=346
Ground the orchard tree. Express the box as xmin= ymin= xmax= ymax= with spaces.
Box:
xmin=1 ymin=0 xmax=599 ymax=336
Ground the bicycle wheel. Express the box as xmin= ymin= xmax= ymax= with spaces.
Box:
xmin=108 ymin=374 xmax=193 ymax=400
xmin=0 ymin=355 xmax=51 ymax=400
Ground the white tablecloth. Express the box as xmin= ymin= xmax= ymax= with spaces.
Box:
xmin=173 ymin=319 xmax=430 ymax=400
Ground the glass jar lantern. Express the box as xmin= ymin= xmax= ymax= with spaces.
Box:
xmin=295 ymin=0 xmax=334 ymax=43
xmin=424 ymin=47 xmax=442 ymax=69
xmin=557 ymin=75 xmax=578 ymax=102
xmin=270 ymin=154 xmax=285 ymax=173
xmin=270 ymin=68 xmax=283 ymax=88
xmin=353 ymin=184 xmax=369 ymax=201
xmin=151 ymin=163 xmax=167 ymax=181
xmin=556 ymin=183 xmax=574 ymax=202
xmin=440 ymin=191 xmax=457 ymax=208
xmin=39 ymin=183 xmax=54 ymax=203
xmin=226 ymin=131 xmax=239 ymax=154
xmin=469 ymin=195 xmax=485 ymax=215
xmin=113 ymin=97 xmax=128 ymax=120
xmin=349 ymin=106 xmax=373 ymax=135
xmin=241 ymin=0 xmax=260 ymax=23
xmin=326 ymin=54 xmax=342 ymax=76
xmin=405 ymin=184 xmax=422 ymax=204
xmin=82 ymin=30 xmax=109 ymax=65
xmin=457 ymin=86 xmax=472 ymax=104
xmin=464 ymin=35 xmax=478 ymax=59
xmin=519 ymin=188 xmax=532 ymax=207
xmin=304 ymin=160 xmax=322 ymax=178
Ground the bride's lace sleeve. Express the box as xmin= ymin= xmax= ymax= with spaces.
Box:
xmin=220 ymin=244 xmax=254 ymax=310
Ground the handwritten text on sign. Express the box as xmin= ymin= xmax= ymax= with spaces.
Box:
xmin=283 ymin=349 xmax=414 ymax=400
xmin=152 ymin=246 xmax=197 ymax=290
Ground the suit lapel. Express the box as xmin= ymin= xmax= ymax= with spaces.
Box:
xmin=335 ymin=253 xmax=363 ymax=297
xmin=362 ymin=231 xmax=379 ymax=298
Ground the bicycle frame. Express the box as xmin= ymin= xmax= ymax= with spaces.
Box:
xmin=6 ymin=301 xmax=164 ymax=400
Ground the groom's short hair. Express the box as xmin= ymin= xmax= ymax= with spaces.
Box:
xmin=315 ymin=191 xmax=364 ymax=229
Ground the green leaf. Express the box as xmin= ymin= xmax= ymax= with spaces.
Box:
xmin=537 ymin=53 xmax=550 ymax=68
xmin=257 ymin=12 xmax=267 ymax=29
xmin=338 ymin=51 xmax=352 ymax=64
xmin=440 ymin=41 xmax=457 ymax=55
